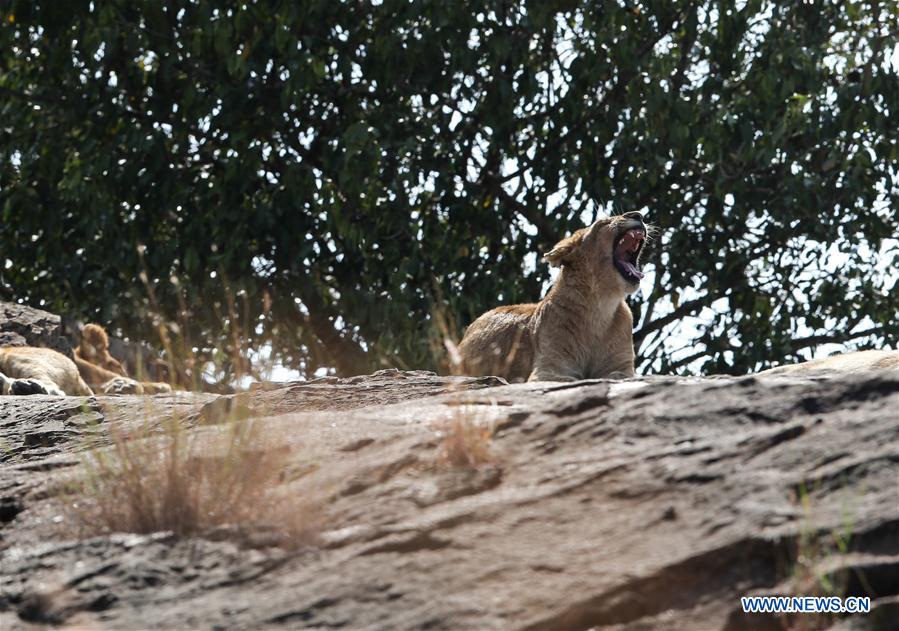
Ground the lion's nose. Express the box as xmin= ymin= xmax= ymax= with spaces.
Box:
xmin=622 ymin=211 xmax=644 ymax=221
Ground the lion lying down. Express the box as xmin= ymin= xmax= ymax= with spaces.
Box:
xmin=0 ymin=346 xmax=94 ymax=396
xmin=0 ymin=324 xmax=171 ymax=396
xmin=757 ymin=350 xmax=899 ymax=376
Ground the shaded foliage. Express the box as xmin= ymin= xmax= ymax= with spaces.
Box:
xmin=1 ymin=0 xmax=897 ymax=383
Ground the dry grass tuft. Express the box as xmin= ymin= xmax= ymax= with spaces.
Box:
xmin=64 ymin=418 xmax=320 ymax=548
xmin=775 ymin=483 xmax=861 ymax=630
xmin=434 ymin=412 xmax=497 ymax=468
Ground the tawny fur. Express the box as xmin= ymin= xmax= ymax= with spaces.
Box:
xmin=75 ymin=323 xmax=172 ymax=394
xmin=458 ymin=213 xmax=647 ymax=382
xmin=757 ymin=350 xmax=899 ymax=376
xmin=0 ymin=346 xmax=94 ymax=396
xmin=75 ymin=323 xmax=126 ymax=374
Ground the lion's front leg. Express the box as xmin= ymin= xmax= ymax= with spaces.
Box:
xmin=527 ymin=370 xmax=578 ymax=382
xmin=527 ymin=357 xmax=581 ymax=382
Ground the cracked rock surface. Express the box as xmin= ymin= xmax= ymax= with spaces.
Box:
xmin=1 ymin=369 xmax=898 ymax=630
xmin=0 ymin=302 xmax=76 ymax=355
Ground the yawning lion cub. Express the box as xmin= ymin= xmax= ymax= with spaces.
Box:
xmin=458 ymin=212 xmax=648 ymax=381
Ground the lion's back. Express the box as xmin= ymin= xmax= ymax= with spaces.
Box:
xmin=458 ymin=304 xmax=538 ymax=381
xmin=760 ymin=350 xmax=899 ymax=376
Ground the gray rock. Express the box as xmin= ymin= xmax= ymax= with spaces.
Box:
xmin=0 ymin=371 xmax=897 ymax=629
xmin=0 ymin=301 xmax=74 ymax=356
xmin=201 ymin=368 xmax=507 ymax=421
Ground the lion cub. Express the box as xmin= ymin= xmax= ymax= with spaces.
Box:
xmin=74 ymin=323 xmax=172 ymax=394
xmin=458 ymin=212 xmax=648 ymax=381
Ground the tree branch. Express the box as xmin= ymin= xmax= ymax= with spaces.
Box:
xmin=295 ymin=288 xmax=369 ymax=376
xmin=787 ymin=326 xmax=885 ymax=354
xmin=666 ymin=348 xmax=708 ymax=371
xmin=633 ymin=294 xmax=716 ymax=343
xmin=492 ymin=2 xmax=695 ymax=186
xmin=493 ymin=185 xmax=560 ymax=245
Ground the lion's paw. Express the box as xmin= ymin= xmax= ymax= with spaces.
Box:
xmin=11 ymin=379 xmax=65 ymax=396
xmin=142 ymin=382 xmax=172 ymax=394
xmin=101 ymin=377 xmax=143 ymax=395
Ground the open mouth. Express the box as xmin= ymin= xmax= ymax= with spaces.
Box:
xmin=613 ymin=227 xmax=646 ymax=283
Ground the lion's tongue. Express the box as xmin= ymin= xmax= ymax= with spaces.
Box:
xmin=620 ymin=261 xmax=644 ymax=279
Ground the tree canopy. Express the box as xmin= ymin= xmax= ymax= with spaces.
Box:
xmin=1 ymin=0 xmax=897 ymax=384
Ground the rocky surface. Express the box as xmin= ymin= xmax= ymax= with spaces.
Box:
xmin=205 ymin=368 xmax=506 ymax=418
xmin=1 ymin=370 xmax=898 ymax=630
xmin=0 ymin=302 xmax=75 ymax=355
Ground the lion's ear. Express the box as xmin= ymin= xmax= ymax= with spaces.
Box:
xmin=543 ymin=229 xmax=587 ymax=267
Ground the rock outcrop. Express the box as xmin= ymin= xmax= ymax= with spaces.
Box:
xmin=0 ymin=302 xmax=75 ymax=355
xmin=1 ymin=369 xmax=897 ymax=629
